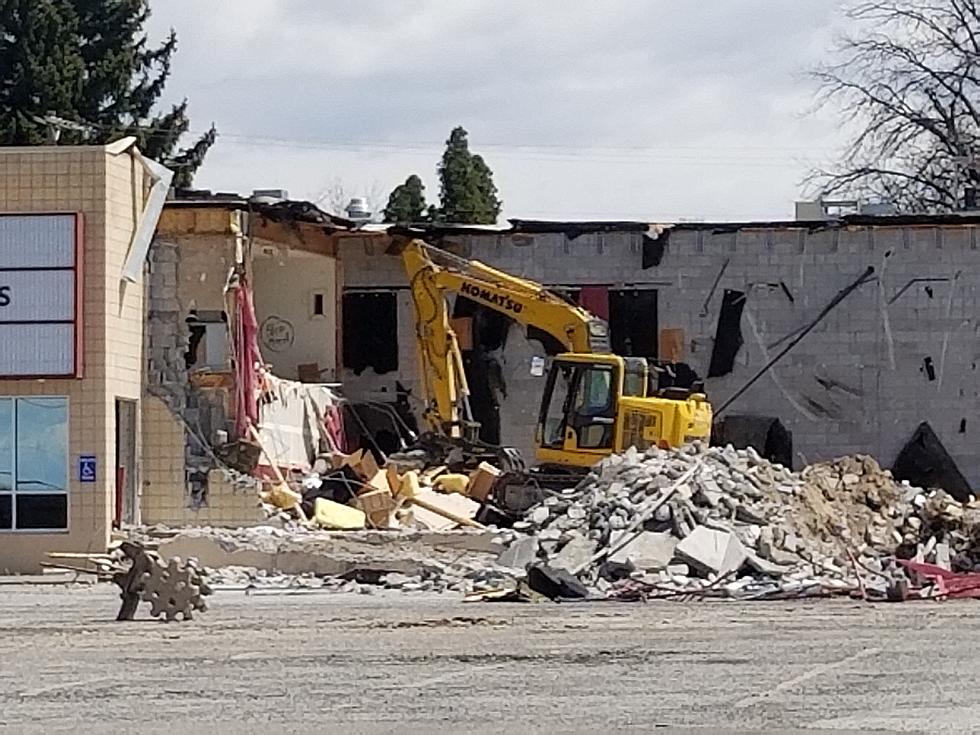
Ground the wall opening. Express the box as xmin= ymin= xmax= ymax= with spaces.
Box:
xmin=185 ymin=310 xmax=228 ymax=370
xmin=115 ymin=398 xmax=138 ymax=526
xmin=609 ymin=288 xmax=658 ymax=358
xmin=452 ymin=296 xmax=510 ymax=444
xmin=342 ymin=291 xmax=398 ymax=376
xmin=708 ymin=289 xmax=746 ymax=378
xmin=312 ymin=292 xmax=326 ymax=317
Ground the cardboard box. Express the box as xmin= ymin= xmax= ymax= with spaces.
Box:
xmin=356 ymin=489 xmax=396 ymax=528
xmin=466 ymin=462 xmax=502 ymax=503
xmin=354 ymin=450 xmax=381 ymax=480
xmin=360 ymin=469 xmax=392 ymax=496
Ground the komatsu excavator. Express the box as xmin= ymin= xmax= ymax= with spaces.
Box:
xmin=399 ymin=238 xmax=712 ymax=471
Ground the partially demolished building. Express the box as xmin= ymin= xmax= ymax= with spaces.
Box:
xmin=338 ymin=216 xmax=980 ymax=491
xmin=5 ymin=144 xmax=980 ymax=575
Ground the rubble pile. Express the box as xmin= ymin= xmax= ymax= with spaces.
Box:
xmin=498 ymin=443 xmax=980 ymax=600
xmin=259 ymin=447 xmax=497 ymax=533
xmin=138 ymin=525 xmax=519 ymax=595
xmin=151 ymin=440 xmax=980 ymax=604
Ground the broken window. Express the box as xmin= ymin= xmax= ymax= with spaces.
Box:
xmin=707 ymin=289 xmax=745 ymax=378
xmin=342 ymin=291 xmax=398 ymax=376
xmin=609 ymin=289 xmax=658 ymax=358
xmin=185 ymin=310 xmax=229 ymax=370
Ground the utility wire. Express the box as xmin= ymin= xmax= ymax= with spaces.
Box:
xmin=28 ymin=111 xmax=834 ymax=164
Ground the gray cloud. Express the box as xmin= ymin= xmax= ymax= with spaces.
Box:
xmin=147 ymin=0 xmax=847 ymax=220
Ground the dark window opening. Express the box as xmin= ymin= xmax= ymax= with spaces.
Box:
xmin=342 ymin=291 xmax=399 ymax=376
xmin=451 ymin=296 xmax=511 ymax=444
xmin=609 ymin=289 xmax=658 ymax=358
xmin=15 ymin=495 xmax=67 ymax=530
xmin=452 ymin=296 xmax=510 ymax=351
xmin=313 ymin=293 xmax=325 ymax=316
xmin=0 ymin=496 xmax=10 ymax=530
xmin=707 ymin=289 xmax=745 ymax=378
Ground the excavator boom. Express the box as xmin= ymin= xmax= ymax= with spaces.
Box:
xmin=399 ymin=237 xmax=711 ymax=471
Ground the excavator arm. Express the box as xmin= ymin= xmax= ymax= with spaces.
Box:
xmin=402 ymin=239 xmax=611 ymax=438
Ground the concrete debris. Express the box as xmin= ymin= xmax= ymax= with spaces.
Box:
xmin=675 ymin=526 xmax=747 ymax=577
xmin=551 ymin=535 xmax=598 ymax=573
xmin=492 ymin=442 xmax=980 ymax=601
xmin=609 ymin=531 xmax=677 ymax=571
xmin=131 ymin=440 xmax=980 ymax=604
xmin=139 ymin=524 xmax=520 ymax=595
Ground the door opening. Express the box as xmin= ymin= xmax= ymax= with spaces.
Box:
xmin=115 ymin=398 xmax=138 ymax=527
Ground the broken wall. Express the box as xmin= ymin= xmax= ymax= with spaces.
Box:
xmin=339 ymin=223 xmax=980 ymax=487
xmin=143 ymin=229 xmax=240 ymax=523
xmin=252 ymin=246 xmax=339 ymax=381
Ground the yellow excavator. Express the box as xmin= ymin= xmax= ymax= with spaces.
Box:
xmin=400 ymin=238 xmax=713 ymax=470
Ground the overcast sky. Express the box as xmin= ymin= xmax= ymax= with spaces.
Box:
xmin=146 ymin=1 xmax=848 ymax=221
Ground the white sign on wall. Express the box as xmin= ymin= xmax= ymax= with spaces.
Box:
xmin=0 ymin=214 xmax=81 ymax=377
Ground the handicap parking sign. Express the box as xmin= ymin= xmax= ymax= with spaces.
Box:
xmin=78 ymin=455 xmax=97 ymax=483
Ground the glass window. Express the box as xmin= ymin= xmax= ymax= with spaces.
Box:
xmin=575 ymin=367 xmax=614 ymax=415
xmin=0 ymin=399 xmax=11 ymax=494
xmin=541 ymin=365 xmax=574 ymax=448
xmin=0 ymin=397 xmax=68 ymax=531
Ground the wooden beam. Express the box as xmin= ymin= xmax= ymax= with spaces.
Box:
xmin=251 ymin=216 xmax=338 ymax=258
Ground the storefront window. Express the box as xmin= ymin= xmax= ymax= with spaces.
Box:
xmin=0 ymin=397 xmax=68 ymax=531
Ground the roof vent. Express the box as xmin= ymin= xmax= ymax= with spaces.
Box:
xmin=345 ymin=197 xmax=372 ymax=222
xmin=251 ymin=188 xmax=289 ymax=201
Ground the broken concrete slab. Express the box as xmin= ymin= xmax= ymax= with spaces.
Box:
xmin=497 ymin=536 xmax=540 ymax=570
xmin=674 ymin=526 xmax=747 ymax=577
xmin=745 ymin=551 xmax=790 ymax=577
xmin=609 ymin=531 xmax=678 ymax=571
xmin=551 ymin=535 xmax=598 ymax=573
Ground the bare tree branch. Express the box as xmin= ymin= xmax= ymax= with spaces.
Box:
xmin=809 ymin=0 xmax=980 ymax=212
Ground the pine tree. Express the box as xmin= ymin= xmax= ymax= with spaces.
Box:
xmin=0 ymin=0 xmax=215 ymax=186
xmin=383 ymin=174 xmax=428 ymax=222
xmin=436 ymin=127 xmax=501 ymax=224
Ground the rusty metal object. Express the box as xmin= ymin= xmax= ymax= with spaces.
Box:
xmin=111 ymin=542 xmax=212 ymax=622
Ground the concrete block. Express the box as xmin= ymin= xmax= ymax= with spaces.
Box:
xmin=675 ymin=526 xmax=747 ymax=577
xmin=609 ymin=531 xmax=678 ymax=571
xmin=497 ymin=536 xmax=539 ymax=570
xmin=551 ymin=534 xmax=597 ymax=573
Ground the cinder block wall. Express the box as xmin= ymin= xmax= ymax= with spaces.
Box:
xmin=339 ymin=223 xmax=980 ymax=486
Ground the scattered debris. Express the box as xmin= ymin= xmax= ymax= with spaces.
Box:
xmin=492 ymin=442 xmax=980 ymax=602
xmin=119 ymin=434 xmax=980 ymax=607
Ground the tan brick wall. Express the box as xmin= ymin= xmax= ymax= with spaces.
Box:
xmin=0 ymin=146 xmax=146 ymax=572
xmin=140 ymin=395 xmax=186 ymax=524
xmin=142 ymin=393 xmax=264 ymax=528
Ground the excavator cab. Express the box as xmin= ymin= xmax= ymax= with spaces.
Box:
xmin=535 ymin=354 xmax=712 ymax=468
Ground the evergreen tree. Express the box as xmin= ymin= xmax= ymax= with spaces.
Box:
xmin=436 ymin=127 xmax=501 ymax=224
xmin=0 ymin=0 xmax=214 ymax=186
xmin=383 ymin=174 xmax=428 ymax=222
